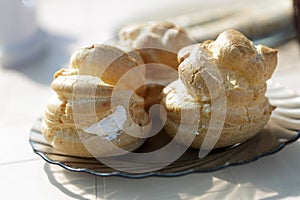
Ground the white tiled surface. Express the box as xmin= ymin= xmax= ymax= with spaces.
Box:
xmin=230 ymin=141 xmax=300 ymax=200
xmin=99 ymin=169 xmax=235 ymax=200
xmin=1 ymin=0 xmax=300 ymax=199
xmin=0 ymin=160 xmax=97 ymax=199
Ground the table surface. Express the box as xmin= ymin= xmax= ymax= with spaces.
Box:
xmin=1 ymin=0 xmax=300 ymax=199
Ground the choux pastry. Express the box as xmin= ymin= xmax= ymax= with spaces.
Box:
xmin=119 ymin=21 xmax=192 ymax=70
xmin=42 ymin=44 xmax=150 ymax=157
xmin=161 ymin=29 xmax=277 ymax=149
xmin=118 ymin=21 xmax=193 ymax=110
xmin=42 ymin=25 xmax=278 ymax=157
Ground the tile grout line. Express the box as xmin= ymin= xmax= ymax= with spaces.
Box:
xmin=103 ymin=177 xmax=107 ymax=200
xmin=95 ymin=176 xmax=97 ymax=200
xmin=226 ymin=167 xmax=239 ymax=186
xmin=0 ymin=158 xmax=40 ymax=166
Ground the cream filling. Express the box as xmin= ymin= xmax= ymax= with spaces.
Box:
xmin=202 ymin=103 xmax=211 ymax=114
xmin=82 ymin=105 xmax=127 ymax=140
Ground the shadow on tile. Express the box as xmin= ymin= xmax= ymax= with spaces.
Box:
xmin=101 ymin=169 xmax=236 ymax=200
xmin=43 ymin=163 xmax=98 ymax=200
xmin=230 ymin=141 xmax=300 ymax=200
xmin=8 ymin=31 xmax=76 ymax=86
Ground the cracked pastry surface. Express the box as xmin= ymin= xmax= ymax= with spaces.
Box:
xmin=42 ymin=45 xmax=150 ymax=157
xmin=118 ymin=21 xmax=193 ymax=110
xmin=161 ymin=29 xmax=277 ymax=149
xmin=161 ymin=79 xmax=273 ymax=149
xmin=119 ymin=21 xmax=193 ymax=70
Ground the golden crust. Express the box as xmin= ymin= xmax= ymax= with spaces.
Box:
xmin=41 ymin=120 xmax=146 ymax=157
xmin=69 ymin=44 xmax=145 ymax=89
xmin=210 ymin=30 xmax=278 ymax=84
xmin=42 ymin=44 xmax=151 ymax=157
xmin=118 ymin=21 xmax=192 ymax=70
xmin=181 ymin=29 xmax=278 ymax=84
xmin=163 ymin=118 xmax=267 ymax=149
xmin=160 ymin=79 xmax=273 ymax=149
xmin=42 ymin=28 xmax=278 ymax=155
xmin=51 ymin=74 xmax=114 ymax=99
xmin=118 ymin=21 xmax=192 ymax=111
xmin=161 ymin=30 xmax=277 ymax=149
xmin=178 ymin=29 xmax=277 ymax=105
xmin=42 ymin=89 xmax=150 ymax=157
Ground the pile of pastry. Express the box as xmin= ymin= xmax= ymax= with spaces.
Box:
xmin=42 ymin=21 xmax=277 ymax=157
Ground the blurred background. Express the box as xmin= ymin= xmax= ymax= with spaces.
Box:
xmin=0 ymin=0 xmax=295 ymax=84
xmin=1 ymin=0 xmax=300 ymax=199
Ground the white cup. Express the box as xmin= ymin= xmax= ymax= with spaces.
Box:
xmin=0 ymin=0 xmax=44 ymax=67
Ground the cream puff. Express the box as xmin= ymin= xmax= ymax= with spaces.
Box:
xmin=118 ymin=21 xmax=193 ymax=110
xmin=42 ymin=44 xmax=150 ymax=157
xmin=161 ymin=29 xmax=277 ymax=149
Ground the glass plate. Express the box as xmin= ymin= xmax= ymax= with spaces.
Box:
xmin=29 ymin=117 xmax=300 ymax=178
